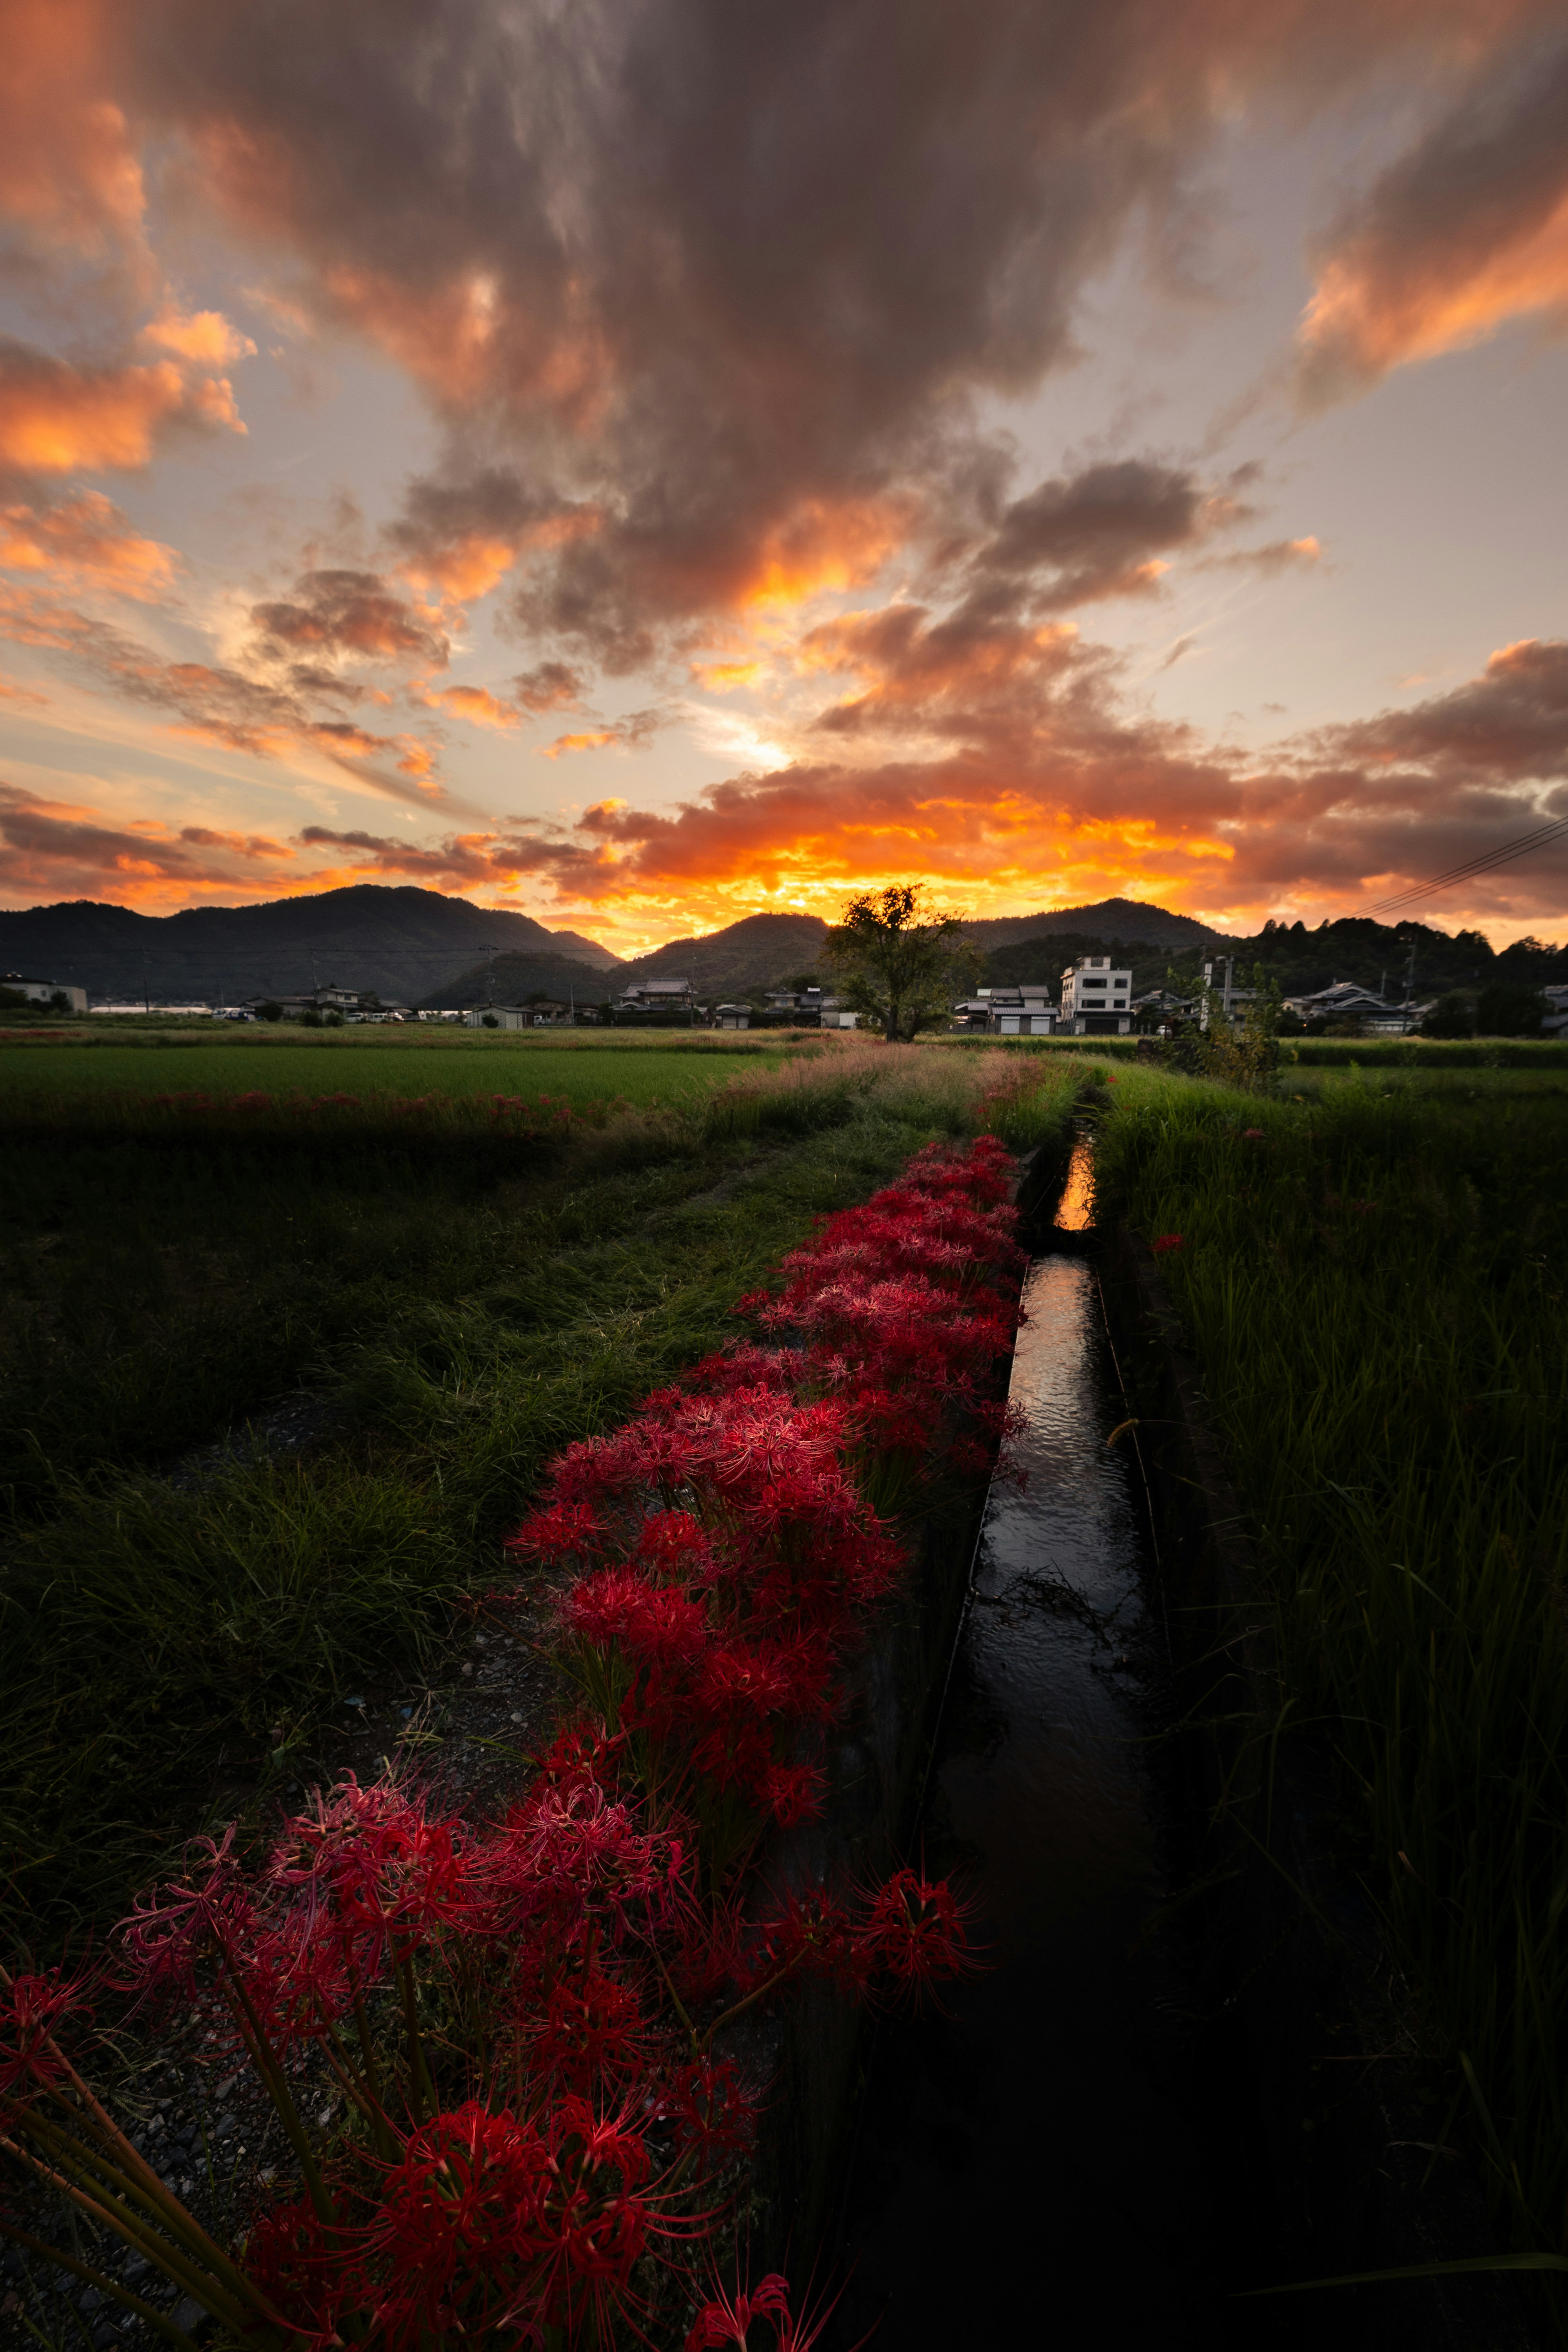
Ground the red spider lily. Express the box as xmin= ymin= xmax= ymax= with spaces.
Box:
xmin=268 ymin=1777 xmax=474 ymax=1955
xmin=633 ymin=1507 xmax=719 ymax=1580
xmin=529 ymin=1720 xmax=631 ymax=1797
xmin=853 ymin=1868 xmax=979 ymax=2002
xmin=506 ymin=1500 xmax=605 ymax=1563
xmin=753 ymin=1763 xmax=826 ymax=1828
xmin=243 ymin=2194 xmax=351 ymax=2341
xmin=1151 ymin=1233 xmax=1185 ymax=1254
xmin=120 ymin=1825 xmax=257 ymax=1998
xmin=685 ymin=2265 xmax=856 ymax=2352
xmin=356 ymin=2103 xmax=553 ymax=2350
xmin=478 ymin=1780 xmax=688 ymax=1943
xmin=89 ymin=1135 xmax=1017 ymax=2352
xmin=686 ymin=2270 xmax=792 ymax=2349
xmin=561 ymin=1568 xmax=712 ymax=1674
xmin=661 ymin=2054 xmax=759 ymax=2176
xmin=0 ymin=1966 xmax=95 ymax=2115
xmin=736 ymin=1886 xmax=860 ymax=2000
xmin=522 ymin=1966 xmax=652 ymax=2093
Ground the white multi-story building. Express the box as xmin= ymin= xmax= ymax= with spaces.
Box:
xmin=4 ymin=973 xmax=87 ymax=1013
xmin=1060 ymin=956 xmax=1132 ymax=1034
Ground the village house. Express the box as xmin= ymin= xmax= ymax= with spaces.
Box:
xmin=758 ymin=985 xmax=858 ymax=1028
xmin=2 ymin=973 xmax=88 ymax=1013
xmin=610 ymin=977 xmax=703 ymax=1020
xmin=952 ymin=986 xmax=1059 ymax=1036
xmin=1060 ymin=955 xmax=1133 ymax=1035
xmin=1283 ymin=978 xmax=1413 ymax=1033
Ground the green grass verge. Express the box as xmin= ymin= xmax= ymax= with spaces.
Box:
xmin=1 ymin=1042 xmax=1084 ymax=1948
xmin=1094 ymin=1064 xmax=1568 ymax=2304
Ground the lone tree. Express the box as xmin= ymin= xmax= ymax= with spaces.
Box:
xmin=822 ymin=884 xmax=979 ymax=1042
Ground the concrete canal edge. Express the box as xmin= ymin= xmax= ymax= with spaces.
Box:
xmin=731 ymin=1143 xmax=1067 ymax=2280
xmin=1098 ymin=1222 xmax=1537 ymax=2352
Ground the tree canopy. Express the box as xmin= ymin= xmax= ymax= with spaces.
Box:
xmin=822 ymin=884 xmax=979 ymax=1041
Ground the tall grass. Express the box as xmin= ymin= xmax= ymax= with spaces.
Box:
xmin=1 ymin=1043 xmax=1085 ymax=1946
xmin=1094 ymin=1067 xmax=1568 ymax=2310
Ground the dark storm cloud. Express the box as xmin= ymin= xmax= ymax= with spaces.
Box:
xmin=116 ymin=0 xmax=1550 ymax=670
xmin=1312 ymin=637 xmax=1568 ymax=784
xmin=249 ymin=568 xmax=450 ymax=668
xmin=956 ymin=459 xmax=1258 ymax=614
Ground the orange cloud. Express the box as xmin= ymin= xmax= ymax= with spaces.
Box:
xmin=0 ymin=781 xmax=301 ymax=909
xmin=141 ymin=308 xmax=257 ymax=368
xmin=0 ymin=583 xmax=448 ymax=803
xmin=404 ymin=534 xmax=519 ymax=601
xmin=739 ymin=497 xmax=912 ymax=613
xmin=538 ymin=728 xmax=619 ymax=758
xmin=1296 ymin=36 xmax=1568 ymax=403
xmin=536 ymin=709 xmax=661 ymax=758
xmin=0 ymin=491 xmax=177 ymax=595
xmin=13 ymin=626 xmax=1568 ymax=933
xmin=425 ymin=684 xmax=520 ymax=729
xmin=0 ymin=350 xmax=244 ymax=476
xmin=0 ymin=0 xmax=145 ymax=259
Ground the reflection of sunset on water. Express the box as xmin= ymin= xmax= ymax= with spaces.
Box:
xmin=1053 ymin=1131 xmax=1096 ymax=1233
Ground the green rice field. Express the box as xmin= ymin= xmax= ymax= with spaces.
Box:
xmin=1095 ymin=1059 xmax=1568 ymax=2326
xmin=0 ymin=1026 xmax=791 ymax=1109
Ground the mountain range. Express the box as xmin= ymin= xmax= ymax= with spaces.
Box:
xmin=0 ymin=885 xmax=618 ymax=1005
xmin=0 ymin=884 xmax=1230 ymax=1007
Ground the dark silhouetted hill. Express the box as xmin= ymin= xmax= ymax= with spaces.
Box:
xmin=0 ymin=885 xmax=619 ymax=1003
xmin=616 ymin=912 xmax=831 ymax=998
xmin=421 ymin=950 xmax=626 ymax=1010
xmin=962 ymin=898 xmax=1229 ymax=951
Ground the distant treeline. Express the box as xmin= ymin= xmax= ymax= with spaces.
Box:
xmin=980 ymin=915 xmax=1567 ymax=1002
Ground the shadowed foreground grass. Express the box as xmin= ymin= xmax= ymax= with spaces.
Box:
xmin=1096 ymin=1064 xmax=1568 ymax=2324
xmin=1 ymin=1040 xmax=1082 ymax=1947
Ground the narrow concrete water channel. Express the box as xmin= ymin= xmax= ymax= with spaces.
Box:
xmin=822 ymin=1156 xmax=1281 ymax=2348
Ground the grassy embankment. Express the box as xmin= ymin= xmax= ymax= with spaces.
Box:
xmin=938 ymin=1033 xmax=1568 ymax=1069
xmin=1093 ymin=1062 xmax=1568 ymax=2312
xmin=1 ymin=1035 xmax=1082 ymax=1950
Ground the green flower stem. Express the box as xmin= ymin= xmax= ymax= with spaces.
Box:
xmin=222 ymin=1975 xmax=337 ymax=2228
xmin=1 ymin=2133 xmax=264 ymax=2343
xmin=18 ymin=2109 xmax=260 ymax=2305
xmin=393 ymin=1948 xmax=434 ymax=2124
xmin=0 ymin=2220 xmax=205 ymax=2352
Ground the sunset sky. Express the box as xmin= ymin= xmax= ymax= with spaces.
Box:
xmin=2 ymin=1 xmax=1568 ymax=953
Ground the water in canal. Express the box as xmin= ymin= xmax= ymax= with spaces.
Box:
xmin=823 ymin=1193 xmax=1276 ymax=2348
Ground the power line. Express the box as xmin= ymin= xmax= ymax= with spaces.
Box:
xmin=1355 ymin=811 xmax=1568 ymax=923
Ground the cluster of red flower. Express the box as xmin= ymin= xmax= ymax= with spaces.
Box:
xmin=0 ymin=1136 xmax=1024 ymax=2351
